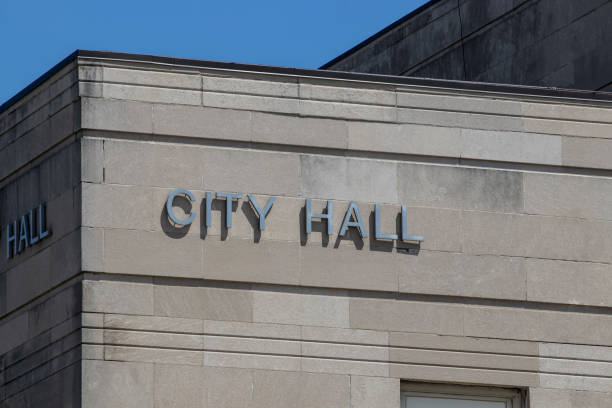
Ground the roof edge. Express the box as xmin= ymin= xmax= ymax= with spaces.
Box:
xmin=0 ymin=50 xmax=79 ymax=114
xmin=2 ymin=48 xmax=612 ymax=116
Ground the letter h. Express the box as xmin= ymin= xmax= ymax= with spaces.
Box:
xmin=305 ymin=199 xmax=333 ymax=235
xmin=6 ymin=221 xmax=17 ymax=259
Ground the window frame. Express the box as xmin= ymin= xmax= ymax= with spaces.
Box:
xmin=401 ymin=382 xmax=523 ymax=408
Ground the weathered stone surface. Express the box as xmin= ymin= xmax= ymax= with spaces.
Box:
xmin=105 ymin=314 xmax=202 ymax=334
xmin=460 ymin=129 xmax=562 ymax=165
xmin=104 ymin=329 xmax=203 ymax=350
xmin=563 ymin=136 xmax=612 ymax=170
xmin=82 ymin=360 xmax=154 ymax=408
xmin=83 ymin=279 xmax=154 ymax=315
xmin=81 ymin=137 xmax=104 ymax=183
xmin=350 ymin=376 xmax=400 ymax=408
xmin=81 ymin=97 xmax=153 ymax=133
xmin=82 ymin=183 xmax=155 ymax=230
xmin=103 ymin=139 xmax=301 ymax=195
xmin=349 ymin=298 xmax=463 ymax=335
xmin=461 ymin=210 xmax=612 ymax=263
xmin=398 ymin=162 xmax=524 ymax=212
xmin=300 ymin=155 xmax=398 ymax=203
xmin=205 ymin=335 xmax=299 ymax=355
xmin=300 ymin=99 xmax=396 ymax=122
xmin=398 ymin=251 xmax=526 ymax=301
xmin=463 ymin=306 xmax=612 ymax=346
xmin=202 ymin=238 xmax=300 ymax=285
xmin=252 ymin=369 xmax=350 ymax=408
xmin=252 ymin=287 xmax=349 ymax=328
xmin=348 ymin=121 xmax=461 ymax=157
xmin=105 ymin=345 xmax=202 ymax=366
xmin=252 ymin=112 xmax=348 ymax=149
xmin=104 ymin=229 xmax=203 ymax=278
xmin=389 ymin=332 xmax=539 ymax=356
xmin=526 ymin=258 xmax=612 ymax=306
xmin=152 ymin=104 xmax=251 ymax=141
xmin=103 ymin=83 xmax=200 ymax=105
xmin=302 ymin=326 xmax=388 ymax=345
xmin=397 ymin=91 xmax=523 ymax=116
xmin=300 ymin=83 xmax=395 ymax=106
xmin=302 ymin=341 xmax=388 ymax=361
xmin=103 ymin=67 xmax=201 ymax=90
xmin=390 ymin=347 xmax=538 ymax=372
xmin=390 ymin=362 xmax=538 ymax=387
xmin=524 ymin=172 xmax=612 ymax=220
xmin=204 ymin=320 xmax=300 ymax=340
xmin=203 ymin=92 xmax=299 ymax=115
xmin=0 ymin=313 xmax=28 ymax=356
xmin=154 ymin=284 xmax=252 ymax=322
xmin=203 ymin=366 xmax=252 ymax=408
xmin=204 ymin=351 xmax=300 ymax=371
xmin=540 ymin=342 xmax=612 ymax=362
xmin=204 ymin=75 xmax=298 ymax=98
xmin=154 ymin=364 xmax=204 ymax=408
xmin=300 ymin=244 xmax=399 ymax=292
xmin=302 ymin=357 xmax=389 ymax=376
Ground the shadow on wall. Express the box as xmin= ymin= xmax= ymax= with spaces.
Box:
xmin=162 ymin=201 xmax=420 ymax=255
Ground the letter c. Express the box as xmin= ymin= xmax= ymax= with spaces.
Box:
xmin=166 ymin=189 xmax=196 ymax=226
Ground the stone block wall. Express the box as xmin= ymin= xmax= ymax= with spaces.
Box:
xmin=0 ymin=61 xmax=82 ymax=407
xmin=2 ymin=51 xmax=612 ymax=406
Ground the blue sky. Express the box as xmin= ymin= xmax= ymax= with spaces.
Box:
xmin=0 ymin=1 xmax=428 ymax=105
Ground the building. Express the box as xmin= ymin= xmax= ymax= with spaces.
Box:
xmin=0 ymin=48 xmax=611 ymax=407
xmin=322 ymin=0 xmax=612 ymax=91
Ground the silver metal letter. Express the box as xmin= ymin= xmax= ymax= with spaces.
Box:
xmin=29 ymin=209 xmax=39 ymax=245
xmin=401 ymin=205 xmax=424 ymax=242
xmin=166 ymin=189 xmax=196 ymax=226
xmin=205 ymin=192 xmax=212 ymax=228
xmin=18 ymin=215 xmax=29 ymax=253
xmin=247 ymin=194 xmax=276 ymax=231
xmin=6 ymin=220 xmax=17 ymax=259
xmin=216 ymin=192 xmax=242 ymax=228
xmin=305 ymin=199 xmax=333 ymax=235
xmin=339 ymin=202 xmax=367 ymax=238
xmin=38 ymin=203 xmax=51 ymax=240
xmin=374 ymin=203 xmax=398 ymax=240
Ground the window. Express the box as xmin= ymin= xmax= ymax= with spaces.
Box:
xmin=401 ymin=383 xmax=523 ymax=408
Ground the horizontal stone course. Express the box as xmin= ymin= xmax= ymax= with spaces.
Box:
xmin=389 ymin=363 xmax=539 ymax=387
xmin=389 ymin=347 xmax=538 ymax=372
xmin=104 ymin=314 xmax=202 ymax=334
xmin=103 ymin=83 xmax=201 ymax=105
xmin=204 ymin=75 xmax=298 ymax=98
xmin=103 ymin=67 xmax=201 ymax=90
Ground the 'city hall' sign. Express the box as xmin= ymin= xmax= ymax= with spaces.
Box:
xmin=5 ymin=202 xmax=52 ymax=259
xmin=166 ymin=189 xmax=424 ymax=242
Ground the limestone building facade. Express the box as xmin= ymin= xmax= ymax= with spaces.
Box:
xmin=0 ymin=50 xmax=611 ymax=407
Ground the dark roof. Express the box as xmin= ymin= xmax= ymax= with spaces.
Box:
xmin=2 ymin=49 xmax=612 ymax=115
xmin=319 ymin=0 xmax=445 ymax=69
